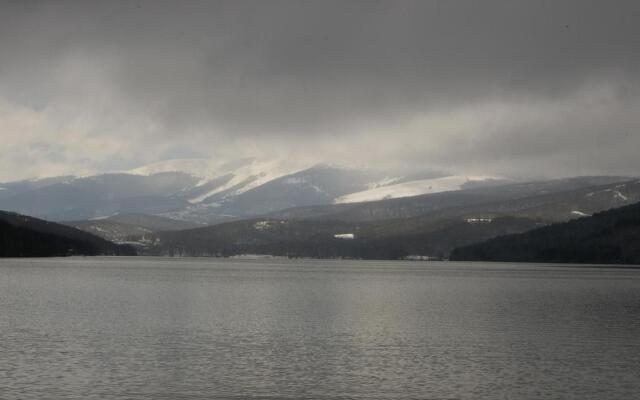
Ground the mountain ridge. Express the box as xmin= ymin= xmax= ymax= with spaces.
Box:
xmin=136 ymin=177 xmax=640 ymax=259
xmin=450 ymin=201 xmax=640 ymax=264
xmin=0 ymin=158 xmax=501 ymax=223
xmin=0 ymin=210 xmax=136 ymax=257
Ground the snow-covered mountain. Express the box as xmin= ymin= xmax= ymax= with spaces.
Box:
xmin=0 ymin=156 xmax=505 ymax=224
xmin=161 ymin=164 xmax=391 ymax=223
xmin=334 ymin=175 xmax=506 ymax=204
xmin=127 ymin=157 xmax=310 ymax=204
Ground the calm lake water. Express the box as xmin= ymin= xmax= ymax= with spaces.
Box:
xmin=1 ymin=257 xmax=640 ymax=399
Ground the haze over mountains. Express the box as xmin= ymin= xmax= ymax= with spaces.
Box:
xmin=2 ymin=1 xmax=640 ymax=184
xmin=0 ymin=157 xmax=507 ymax=224
xmin=0 ymin=1 xmax=638 ymax=263
xmin=1 ymin=156 xmax=637 ymax=260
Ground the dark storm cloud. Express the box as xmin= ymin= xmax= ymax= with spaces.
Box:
xmin=0 ymin=0 xmax=639 ymax=179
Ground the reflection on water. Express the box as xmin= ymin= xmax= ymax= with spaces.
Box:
xmin=1 ymin=257 xmax=640 ymax=399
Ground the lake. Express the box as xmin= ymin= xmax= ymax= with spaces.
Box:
xmin=1 ymin=257 xmax=640 ymax=399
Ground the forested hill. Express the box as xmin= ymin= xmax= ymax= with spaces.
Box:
xmin=0 ymin=211 xmax=136 ymax=257
xmin=450 ymin=202 xmax=640 ymax=265
xmin=145 ymin=215 xmax=539 ymax=259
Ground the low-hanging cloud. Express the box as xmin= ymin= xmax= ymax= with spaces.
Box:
xmin=1 ymin=0 xmax=639 ymax=181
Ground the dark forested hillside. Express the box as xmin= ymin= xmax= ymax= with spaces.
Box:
xmin=450 ymin=202 xmax=640 ymax=264
xmin=144 ymin=215 xmax=539 ymax=259
xmin=65 ymin=213 xmax=200 ymax=243
xmin=0 ymin=211 xmax=136 ymax=257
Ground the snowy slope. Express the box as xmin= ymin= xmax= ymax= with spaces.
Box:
xmin=158 ymin=164 xmax=389 ymax=224
xmin=3 ymin=153 xmax=635 ymax=226
xmin=335 ymin=175 xmax=501 ymax=204
xmin=128 ymin=158 xmax=475 ymax=208
xmin=128 ymin=157 xmax=312 ymax=203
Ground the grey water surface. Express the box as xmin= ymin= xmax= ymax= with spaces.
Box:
xmin=1 ymin=257 xmax=640 ymax=399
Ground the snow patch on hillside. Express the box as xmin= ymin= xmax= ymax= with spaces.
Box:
xmin=571 ymin=210 xmax=589 ymax=217
xmin=334 ymin=175 xmax=497 ymax=204
xmin=128 ymin=158 xmax=233 ymax=179
xmin=129 ymin=157 xmax=311 ymax=203
xmin=613 ymin=190 xmax=628 ymax=201
xmin=366 ymin=176 xmax=399 ymax=189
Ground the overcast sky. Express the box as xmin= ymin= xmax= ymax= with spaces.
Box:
xmin=1 ymin=0 xmax=639 ymax=181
